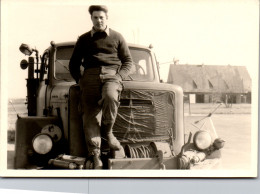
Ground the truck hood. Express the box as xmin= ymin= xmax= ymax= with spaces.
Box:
xmin=50 ymin=81 xmax=183 ymax=102
xmin=122 ymin=81 xmax=183 ymax=93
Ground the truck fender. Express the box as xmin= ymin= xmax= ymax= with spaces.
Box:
xmin=14 ymin=116 xmax=62 ymax=169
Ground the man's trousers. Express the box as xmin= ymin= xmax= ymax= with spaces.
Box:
xmin=79 ymin=67 xmax=122 ymax=156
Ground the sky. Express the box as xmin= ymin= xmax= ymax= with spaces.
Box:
xmin=1 ymin=0 xmax=259 ymax=98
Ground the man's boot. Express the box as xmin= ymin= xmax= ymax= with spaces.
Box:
xmin=102 ymin=123 xmax=121 ymax=151
xmin=107 ymin=133 xmax=121 ymax=150
xmin=92 ymin=151 xmax=103 ymax=169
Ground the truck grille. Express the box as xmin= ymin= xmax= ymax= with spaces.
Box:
xmin=113 ymin=89 xmax=175 ymax=143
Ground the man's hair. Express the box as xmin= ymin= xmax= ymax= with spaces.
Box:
xmin=88 ymin=5 xmax=108 ymax=15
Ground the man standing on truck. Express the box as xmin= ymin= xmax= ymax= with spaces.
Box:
xmin=69 ymin=5 xmax=133 ymax=169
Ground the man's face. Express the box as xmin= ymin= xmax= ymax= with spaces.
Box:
xmin=91 ymin=11 xmax=108 ymax=31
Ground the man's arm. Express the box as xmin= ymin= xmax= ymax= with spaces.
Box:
xmin=69 ymin=37 xmax=83 ymax=83
xmin=117 ymin=35 xmax=133 ymax=80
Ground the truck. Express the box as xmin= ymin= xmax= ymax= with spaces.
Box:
xmin=14 ymin=41 xmax=223 ymax=170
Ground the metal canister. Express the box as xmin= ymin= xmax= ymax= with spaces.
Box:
xmin=48 ymin=159 xmax=77 ymax=169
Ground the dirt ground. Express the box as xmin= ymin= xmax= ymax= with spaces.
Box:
xmin=7 ymin=100 xmax=253 ymax=170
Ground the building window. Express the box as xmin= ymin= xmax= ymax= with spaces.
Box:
xmin=208 ymin=80 xmax=213 ymax=89
xmin=193 ymin=80 xmax=198 ymax=89
xmin=224 ymin=80 xmax=229 ymax=89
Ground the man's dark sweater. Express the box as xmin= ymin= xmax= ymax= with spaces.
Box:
xmin=69 ymin=28 xmax=133 ymax=83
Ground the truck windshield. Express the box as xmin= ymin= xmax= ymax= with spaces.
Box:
xmin=54 ymin=46 xmax=155 ymax=82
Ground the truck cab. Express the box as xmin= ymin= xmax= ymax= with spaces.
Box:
xmin=14 ymin=41 xmax=222 ymax=170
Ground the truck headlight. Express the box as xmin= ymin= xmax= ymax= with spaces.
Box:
xmin=32 ymin=134 xmax=53 ymax=155
xmin=193 ymin=130 xmax=212 ymax=150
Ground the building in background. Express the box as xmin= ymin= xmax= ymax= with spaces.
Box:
xmin=167 ymin=64 xmax=251 ymax=104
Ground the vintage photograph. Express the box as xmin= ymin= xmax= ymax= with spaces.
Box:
xmin=0 ymin=0 xmax=258 ymax=177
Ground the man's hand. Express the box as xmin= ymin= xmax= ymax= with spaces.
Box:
xmin=116 ymin=74 xmax=123 ymax=82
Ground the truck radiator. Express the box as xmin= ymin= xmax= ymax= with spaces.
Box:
xmin=113 ymin=90 xmax=175 ymax=143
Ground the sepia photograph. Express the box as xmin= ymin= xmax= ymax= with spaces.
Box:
xmin=0 ymin=0 xmax=258 ymax=177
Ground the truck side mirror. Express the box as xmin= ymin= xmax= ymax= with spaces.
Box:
xmin=20 ymin=59 xmax=29 ymax=69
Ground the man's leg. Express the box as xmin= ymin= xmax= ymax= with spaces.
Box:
xmin=99 ymin=81 xmax=122 ymax=150
xmin=80 ymin=72 xmax=103 ymax=169
xmin=81 ymin=99 xmax=102 ymax=155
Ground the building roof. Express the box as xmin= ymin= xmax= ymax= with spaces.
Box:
xmin=167 ymin=64 xmax=251 ymax=94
